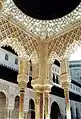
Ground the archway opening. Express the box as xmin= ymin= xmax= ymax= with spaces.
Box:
xmin=28 ymin=99 xmax=35 ymax=119
xmin=50 ymin=102 xmax=62 ymax=119
xmin=0 ymin=92 xmax=6 ymax=119
xmin=12 ymin=96 xmax=20 ymax=119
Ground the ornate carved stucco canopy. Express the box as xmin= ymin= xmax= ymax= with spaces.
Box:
xmin=2 ymin=0 xmax=81 ymax=39
xmin=13 ymin=0 xmax=80 ymax=20
xmin=0 ymin=0 xmax=81 ymax=62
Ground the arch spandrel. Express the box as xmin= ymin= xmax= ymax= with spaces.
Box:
xmin=48 ymin=26 xmax=81 ymax=60
xmin=30 ymin=51 xmax=38 ymax=65
xmin=48 ymin=51 xmax=60 ymax=63
xmin=0 ymin=16 xmax=39 ymax=60
xmin=32 ymin=63 xmax=39 ymax=81
xmin=1 ymin=10 xmax=81 ymax=63
xmin=0 ymin=37 xmax=28 ymax=59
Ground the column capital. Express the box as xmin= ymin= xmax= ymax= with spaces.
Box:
xmin=60 ymin=58 xmax=71 ymax=89
xmin=60 ymin=58 xmax=69 ymax=74
xmin=18 ymin=79 xmax=27 ymax=91
xmin=35 ymin=92 xmax=41 ymax=104
xmin=18 ymin=58 xmax=29 ymax=75
xmin=60 ymin=73 xmax=71 ymax=89
xmin=17 ymin=58 xmax=29 ymax=90
xmin=43 ymin=79 xmax=53 ymax=93
xmin=32 ymin=78 xmax=53 ymax=93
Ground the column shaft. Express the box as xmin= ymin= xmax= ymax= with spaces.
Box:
xmin=60 ymin=59 xmax=71 ymax=119
xmin=17 ymin=59 xmax=29 ymax=119
xmin=44 ymin=92 xmax=49 ymax=119
xmin=19 ymin=91 xmax=25 ymax=119
xmin=35 ymin=92 xmax=44 ymax=119
xmin=32 ymin=42 xmax=53 ymax=119
xmin=64 ymin=89 xmax=71 ymax=119
xmin=35 ymin=92 xmax=40 ymax=119
xmin=40 ymin=93 xmax=44 ymax=119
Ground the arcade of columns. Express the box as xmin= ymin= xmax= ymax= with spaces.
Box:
xmin=17 ymin=43 xmax=71 ymax=119
xmin=1 ymin=0 xmax=81 ymax=119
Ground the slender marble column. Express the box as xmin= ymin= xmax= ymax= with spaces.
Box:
xmin=19 ymin=90 xmax=25 ymax=118
xmin=64 ymin=88 xmax=71 ymax=119
xmin=44 ymin=92 xmax=49 ymax=119
xmin=35 ymin=92 xmax=43 ymax=119
xmin=60 ymin=58 xmax=71 ymax=119
xmin=32 ymin=41 xmax=53 ymax=119
xmin=17 ymin=59 xmax=29 ymax=119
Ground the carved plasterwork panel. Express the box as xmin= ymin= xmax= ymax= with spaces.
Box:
xmin=1 ymin=1 xmax=81 ymax=62
xmin=48 ymin=26 xmax=81 ymax=60
xmin=0 ymin=16 xmax=39 ymax=61
xmin=0 ymin=81 xmax=9 ymax=98
xmin=2 ymin=0 xmax=81 ymax=39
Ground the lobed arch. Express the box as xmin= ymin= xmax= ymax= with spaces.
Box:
xmin=48 ymin=25 xmax=81 ymax=61
xmin=48 ymin=39 xmax=81 ymax=62
xmin=0 ymin=37 xmax=29 ymax=59
xmin=0 ymin=16 xmax=39 ymax=60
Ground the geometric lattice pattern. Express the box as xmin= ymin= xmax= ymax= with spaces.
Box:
xmin=1 ymin=1 xmax=81 ymax=62
xmin=0 ymin=16 xmax=39 ymax=61
xmin=2 ymin=0 xmax=81 ymax=39
xmin=1 ymin=14 xmax=81 ymax=62
xmin=48 ymin=26 xmax=81 ymax=60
